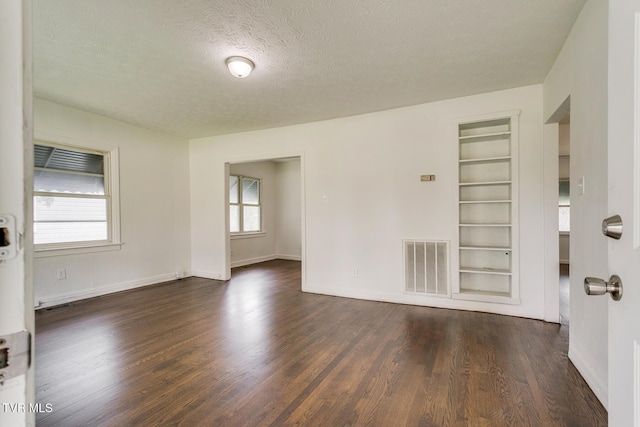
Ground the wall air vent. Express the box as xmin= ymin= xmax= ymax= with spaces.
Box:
xmin=403 ymin=240 xmax=449 ymax=297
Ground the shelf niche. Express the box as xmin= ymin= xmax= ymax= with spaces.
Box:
xmin=455 ymin=112 xmax=520 ymax=305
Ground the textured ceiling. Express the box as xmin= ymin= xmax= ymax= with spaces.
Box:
xmin=33 ymin=0 xmax=586 ymax=139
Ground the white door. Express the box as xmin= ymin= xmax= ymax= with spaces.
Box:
xmin=608 ymin=1 xmax=640 ymax=426
xmin=0 ymin=1 xmax=34 ymax=426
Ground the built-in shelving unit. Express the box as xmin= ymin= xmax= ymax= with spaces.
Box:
xmin=455 ymin=112 xmax=520 ymax=304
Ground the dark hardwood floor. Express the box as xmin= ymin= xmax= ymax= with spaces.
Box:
xmin=559 ymin=263 xmax=570 ymax=325
xmin=35 ymin=260 xmax=606 ymax=426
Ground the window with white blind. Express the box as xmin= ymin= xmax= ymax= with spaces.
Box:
xmin=33 ymin=142 xmax=120 ymax=250
xmin=229 ymin=175 xmax=261 ymax=234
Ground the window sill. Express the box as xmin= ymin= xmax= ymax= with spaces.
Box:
xmin=230 ymin=232 xmax=266 ymax=240
xmin=34 ymin=242 xmax=122 ymax=258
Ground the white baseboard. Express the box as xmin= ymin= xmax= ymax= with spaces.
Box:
xmin=231 ymin=254 xmax=302 ymax=268
xmin=35 ymin=271 xmax=192 ymax=309
xmin=191 ymin=270 xmax=228 ymax=281
xmin=302 ymin=284 xmax=544 ymax=320
xmin=276 ymin=254 xmax=302 ymax=261
xmin=231 ymin=255 xmax=278 ymax=268
xmin=568 ymin=344 xmax=608 ymax=409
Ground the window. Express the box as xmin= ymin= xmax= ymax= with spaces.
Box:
xmin=33 ymin=142 xmax=120 ymax=250
xmin=229 ymin=175 xmax=261 ymax=233
xmin=559 ymin=180 xmax=570 ymax=232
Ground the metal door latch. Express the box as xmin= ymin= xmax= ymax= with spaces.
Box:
xmin=0 ymin=331 xmax=31 ymax=385
xmin=584 ymin=275 xmax=623 ymax=301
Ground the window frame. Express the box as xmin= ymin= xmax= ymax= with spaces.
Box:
xmin=229 ymin=174 xmax=263 ymax=235
xmin=33 ymin=139 xmax=121 ymax=255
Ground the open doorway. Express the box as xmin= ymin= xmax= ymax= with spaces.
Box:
xmin=226 ymin=157 xmax=302 ymax=274
xmin=543 ymin=95 xmax=571 ymax=325
xmin=558 ymin=115 xmax=570 ymax=324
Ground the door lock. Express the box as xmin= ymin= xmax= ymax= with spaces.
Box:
xmin=0 ymin=330 xmax=30 ymax=385
xmin=602 ymin=214 xmax=623 ymax=239
xmin=584 ymin=275 xmax=623 ymax=301
xmin=0 ymin=214 xmax=17 ymax=262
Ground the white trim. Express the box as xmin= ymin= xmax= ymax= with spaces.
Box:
xmin=33 ymin=139 xmax=121 ymax=250
xmin=568 ymin=343 xmax=608 ymax=409
xmin=35 ymin=271 xmax=192 ymax=309
xmin=192 ymin=270 xmax=228 ymax=281
xmin=231 ymin=254 xmax=277 ymax=268
xmin=224 ymin=151 xmax=306 ymax=289
xmin=277 ymin=254 xmax=302 ymax=261
xmin=302 ymin=283 xmax=542 ymax=320
xmin=634 ymin=12 xmax=640 ymax=250
xmin=454 ymin=109 xmax=521 ymax=126
xmin=230 ymin=254 xmax=301 ymax=268
xmin=34 ymin=132 xmax=119 ymax=153
xmin=634 ymin=340 xmax=640 ymax=427
xmin=230 ymin=231 xmax=266 ymax=240
xmin=34 ymin=242 xmax=122 ymax=258
xmin=229 ymin=174 xmax=262 ymax=234
xmin=635 ymin=340 xmax=640 ymax=427
xmin=559 ymin=259 xmax=570 ymax=265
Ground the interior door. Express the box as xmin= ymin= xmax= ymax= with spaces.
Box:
xmin=607 ymin=1 xmax=640 ymax=426
xmin=0 ymin=1 xmax=33 ymax=426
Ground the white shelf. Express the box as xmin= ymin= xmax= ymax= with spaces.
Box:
xmin=458 ymin=131 xmax=511 ymax=141
xmin=459 ymin=267 xmax=512 ymax=275
xmin=453 ymin=290 xmax=519 ymax=305
xmin=460 ymin=246 xmax=512 ymax=251
xmin=455 ymin=113 xmax=519 ymax=304
xmin=459 ymin=200 xmax=511 ymax=204
xmin=459 ymin=180 xmax=511 ymax=187
xmin=459 ymin=223 xmax=511 ymax=227
xmin=459 ymin=156 xmax=511 ymax=164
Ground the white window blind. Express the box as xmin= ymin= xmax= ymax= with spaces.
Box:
xmin=34 ymin=143 xmax=112 ymax=247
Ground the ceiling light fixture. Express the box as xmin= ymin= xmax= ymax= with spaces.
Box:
xmin=226 ymin=56 xmax=254 ymax=78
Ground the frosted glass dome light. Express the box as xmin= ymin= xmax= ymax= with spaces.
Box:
xmin=226 ymin=56 xmax=254 ymax=78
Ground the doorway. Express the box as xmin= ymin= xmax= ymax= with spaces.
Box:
xmin=558 ymin=115 xmax=570 ymax=323
xmin=225 ymin=156 xmax=303 ymax=277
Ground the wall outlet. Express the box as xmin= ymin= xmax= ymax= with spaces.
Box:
xmin=352 ymin=267 xmax=358 ymax=278
xmin=56 ymin=268 xmax=66 ymax=280
xmin=176 ymin=270 xmax=185 ymax=280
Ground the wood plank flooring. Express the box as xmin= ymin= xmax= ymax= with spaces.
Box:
xmin=35 ymin=260 xmax=607 ymax=426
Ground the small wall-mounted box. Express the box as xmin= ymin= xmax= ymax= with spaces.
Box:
xmin=420 ymin=175 xmax=436 ymax=182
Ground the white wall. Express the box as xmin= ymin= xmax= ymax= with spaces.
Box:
xmin=559 ymin=124 xmax=571 ymax=157
xmin=559 ymin=156 xmax=570 ymax=179
xmin=190 ymin=84 xmax=545 ymax=319
xmin=559 ymin=235 xmax=570 ymax=264
xmin=543 ymin=0 xmax=608 ymax=406
xmin=229 ymin=159 xmax=302 ymax=267
xmin=33 ymin=99 xmax=192 ymax=307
